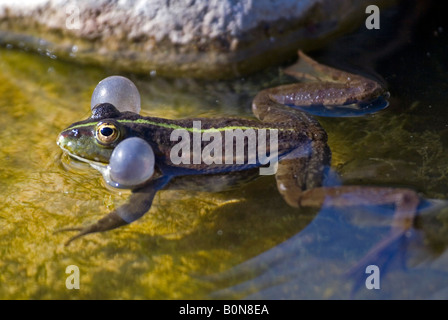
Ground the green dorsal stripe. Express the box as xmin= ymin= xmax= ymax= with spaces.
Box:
xmin=68 ymin=118 xmax=291 ymax=132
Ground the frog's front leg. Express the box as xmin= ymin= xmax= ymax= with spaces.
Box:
xmin=57 ymin=177 xmax=170 ymax=245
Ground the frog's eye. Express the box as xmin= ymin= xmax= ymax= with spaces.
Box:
xmin=95 ymin=122 xmax=120 ymax=145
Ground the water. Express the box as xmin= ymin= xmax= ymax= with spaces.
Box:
xmin=1 ymin=1 xmax=448 ymax=299
xmin=0 ymin=46 xmax=309 ymax=299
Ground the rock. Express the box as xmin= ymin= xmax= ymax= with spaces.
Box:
xmin=0 ymin=0 xmax=394 ymax=79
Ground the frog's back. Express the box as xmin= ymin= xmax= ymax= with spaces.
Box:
xmin=127 ymin=115 xmax=305 ymax=175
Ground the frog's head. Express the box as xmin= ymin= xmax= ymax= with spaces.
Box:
xmin=57 ymin=103 xmax=127 ymax=165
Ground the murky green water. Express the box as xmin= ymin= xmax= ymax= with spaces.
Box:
xmin=1 ymin=3 xmax=448 ymax=299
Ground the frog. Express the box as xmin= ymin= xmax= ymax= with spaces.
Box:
xmin=57 ymin=51 xmax=421 ymax=258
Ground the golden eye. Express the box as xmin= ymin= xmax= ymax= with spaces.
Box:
xmin=96 ymin=122 xmax=120 ymax=145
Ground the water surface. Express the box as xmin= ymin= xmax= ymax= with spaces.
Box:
xmin=1 ymin=2 xmax=448 ymax=299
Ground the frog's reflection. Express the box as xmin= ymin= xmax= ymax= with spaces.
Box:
xmin=208 ymin=198 xmax=448 ymax=299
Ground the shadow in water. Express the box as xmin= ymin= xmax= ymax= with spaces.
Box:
xmin=208 ymin=198 xmax=448 ymax=299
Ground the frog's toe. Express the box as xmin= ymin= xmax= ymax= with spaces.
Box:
xmin=55 ymin=210 xmax=128 ymax=246
xmin=54 ymin=225 xmax=97 ymax=246
xmin=53 ymin=226 xmax=84 ymax=236
xmin=65 ymin=229 xmax=100 ymax=246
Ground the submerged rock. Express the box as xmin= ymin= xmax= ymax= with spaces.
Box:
xmin=0 ymin=0 xmax=393 ymax=78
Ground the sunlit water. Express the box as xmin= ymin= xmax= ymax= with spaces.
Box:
xmin=1 ymin=3 xmax=448 ymax=299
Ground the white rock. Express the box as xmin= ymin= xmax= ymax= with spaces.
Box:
xmin=0 ymin=0 xmax=391 ymax=78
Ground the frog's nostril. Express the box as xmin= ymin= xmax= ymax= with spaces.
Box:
xmin=57 ymin=133 xmax=72 ymax=150
xmin=59 ymin=131 xmax=69 ymax=138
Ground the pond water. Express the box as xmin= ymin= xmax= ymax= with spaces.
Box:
xmin=1 ymin=1 xmax=448 ymax=299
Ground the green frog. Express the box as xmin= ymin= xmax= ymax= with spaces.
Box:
xmin=57 ymin=51 xmax=420 ymax=251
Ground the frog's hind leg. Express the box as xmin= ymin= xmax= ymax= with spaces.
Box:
xmin=278 ymin=169 xmax=419 ymax=289
xmin=301 ymin=186 xmax=419 ymax=295
xmin=269 ymin=51 xmax=387 ymax=117
xmin=252 ymin=81 xmax=332 ymax=206
xmin=273 ymin=127 xmax=419 ymax=295
xmin=274 ymin=140 xmax=331 ymax=208
xmin=295 ymin=185 xmax=419 ymax=239
xmin=277 ymin=156 xmax=419 ymax=292
xmin=283 ymin=50 xmax=356 ymax=84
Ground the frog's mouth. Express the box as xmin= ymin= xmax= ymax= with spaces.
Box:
xmin=57 ymin=133 xmax=109 ymax=177
xmin=60 ymin=148 xmax=109 ymax=176
xmin=61 ymin=147 xmax=106 ymax=167
xmin=57 ymin=131 xmax=109 ymax=166
xmin=59 ymin=147 xmax=119 ymax=188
